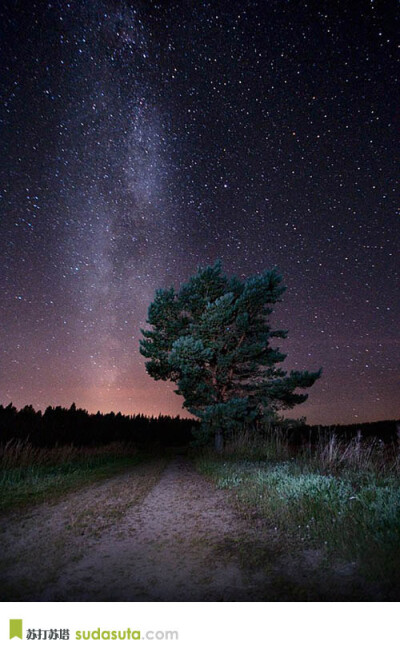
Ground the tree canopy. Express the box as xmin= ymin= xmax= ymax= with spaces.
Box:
xmin=140 ymin=261 xmax=321 ymax=443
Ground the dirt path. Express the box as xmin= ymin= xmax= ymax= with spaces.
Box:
xmin=52 ymin=456 xmax=266 ymax=601
xmin=0 ymin=457 xmax=262 ymax=601
xmin=0 ymin=458 xmax=167 ymax=601
xmin=0 ymin=457 xmax=367 ymax=601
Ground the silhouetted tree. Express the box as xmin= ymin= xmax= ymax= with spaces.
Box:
xmin=140 ymin=261 xmax=321 ymax=448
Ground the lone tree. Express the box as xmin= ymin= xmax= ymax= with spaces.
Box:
xmin=140 ymin=261 xmax=321 ymax=448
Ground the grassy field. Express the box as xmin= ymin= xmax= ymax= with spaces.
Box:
xmin=0 ymin=440 xmax=141 ymax=512
xmin=196 ymin=430 xmax=400 ymax=591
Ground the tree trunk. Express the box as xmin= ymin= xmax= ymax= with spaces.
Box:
xmin=214 ymin=431 xmax=224 ymax=453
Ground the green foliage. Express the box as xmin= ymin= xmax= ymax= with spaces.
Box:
xmin=140 ymin=261 xmax=321 ymax=440
xmin=196 ymin=431 xmax=400 ymax=584
xmin=0 ymin=442 xmax=140 ymax=512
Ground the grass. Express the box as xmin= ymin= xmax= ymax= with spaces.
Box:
xmin=0 ymin=440 xmax=141 ymax=512
xmin=196 ymin=429 xmax=400 ymax=590
xmin=0 ymin=452 xmax=168 ymax=601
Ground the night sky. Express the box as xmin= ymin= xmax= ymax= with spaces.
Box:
xmin=0 ymin=0 xmax=398 ymax=425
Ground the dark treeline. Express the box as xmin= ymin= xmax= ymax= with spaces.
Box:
xmin=0 ymin=403 xmax=398 ymax=449
xmin=283 ymin=419 xmax=400 ymax=445
xmin=0 ymin=403 xmax=197 ymax=448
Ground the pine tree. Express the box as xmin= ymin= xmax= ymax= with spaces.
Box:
xmin=140 ymin=261 xmax=321 ymax=448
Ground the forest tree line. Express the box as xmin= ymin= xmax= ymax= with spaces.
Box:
xmin=283 ymin=419 xmax=400 ymax=446
xmin=0 ymin=403 xmax=196 ymax=448
xmin=0 ymin=403 xmax=398 ymax=449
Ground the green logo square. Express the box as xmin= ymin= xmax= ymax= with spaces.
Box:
xmin=10 ymin=620 xmax=23 ymax=640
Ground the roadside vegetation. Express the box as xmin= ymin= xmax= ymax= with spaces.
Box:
xmin=0 ymin=440 xmax=140 ymax=512
xmin=196 ymin=428 xmax=400 ymax=593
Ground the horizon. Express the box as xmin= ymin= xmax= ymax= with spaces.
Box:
xmin=2 ymin=400 xmax=398 ymax=430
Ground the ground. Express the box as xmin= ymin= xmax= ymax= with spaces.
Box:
xmin=0 ymin=456 xmax=371 ymax=601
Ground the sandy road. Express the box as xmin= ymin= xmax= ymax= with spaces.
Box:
xmin=40 ymin=457 xmax=266 ymax=601
xmin=0 ymin=457 xmax=266 ymax=601
xmin=0 ymin=456 xmax=368 ymax=601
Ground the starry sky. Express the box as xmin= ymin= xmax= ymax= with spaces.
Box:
xmin=0 ymin=0 xmax=398 ymax=425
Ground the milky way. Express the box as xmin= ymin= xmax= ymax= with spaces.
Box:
xmin=0 ymin=0 xmax=398 ymax=424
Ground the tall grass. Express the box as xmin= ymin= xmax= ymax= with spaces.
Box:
xmin=0 ymin=440 xmax=139 ymax=512
xmin=222 ymin=428 xmax=292 ymax=462
xmin=0 ymin=439 xmax=136 ymax=469
xmin=197 ymin=428 xmax=400 ymax=587
xmin=219 ymin=428 xmax=400 ymax=474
